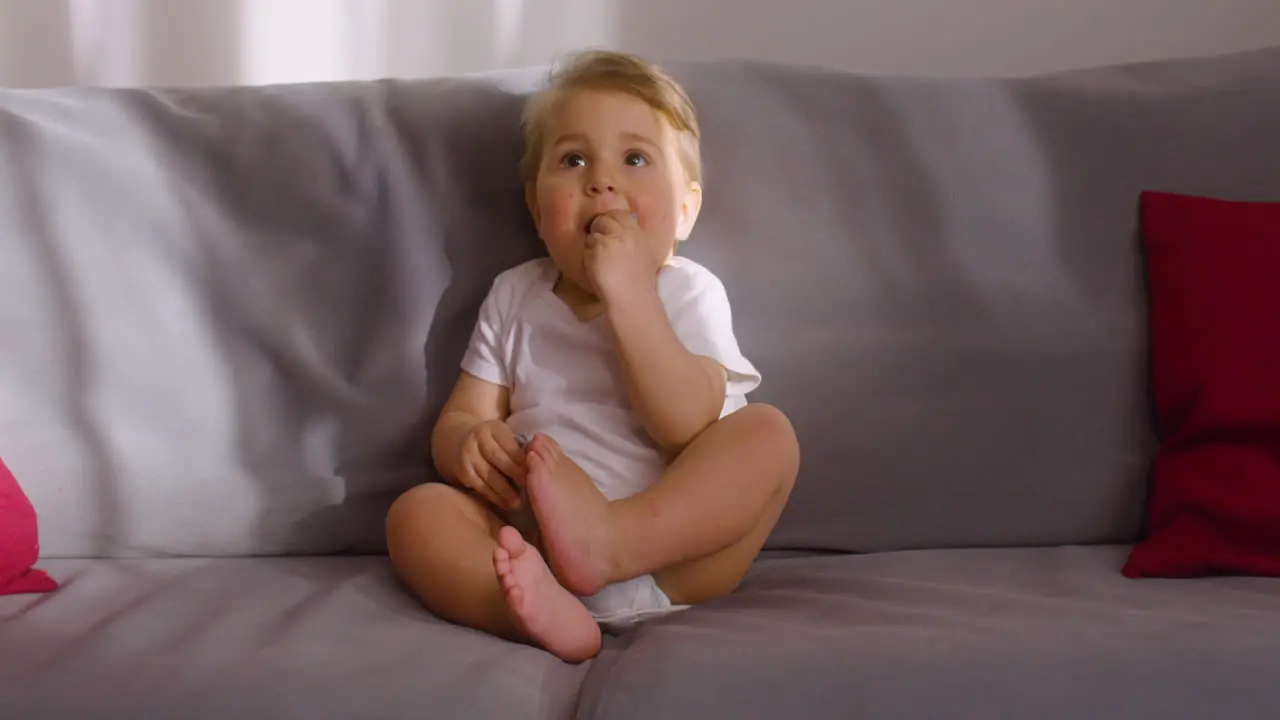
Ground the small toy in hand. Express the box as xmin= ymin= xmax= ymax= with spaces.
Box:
xmin=506 ymin=433 xmax=538 ymax=541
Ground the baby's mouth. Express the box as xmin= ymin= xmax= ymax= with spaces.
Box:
xmin=582 ymin=212 xmax=638 ymax=235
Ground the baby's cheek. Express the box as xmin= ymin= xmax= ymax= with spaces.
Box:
xmin=638 ymin=198 xmax=675 ymax=233
xmin=546 ymin=193 xmax=579 ymax=232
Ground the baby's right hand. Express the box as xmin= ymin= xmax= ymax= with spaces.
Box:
xmin=456 ymin=419 xmax=527 ymax=511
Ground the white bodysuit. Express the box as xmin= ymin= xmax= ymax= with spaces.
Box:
xmin=460 ymin=256 xmax=761 ymax=630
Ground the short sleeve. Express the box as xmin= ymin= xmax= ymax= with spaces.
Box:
xmin=660 ymin=262 xmax=762 ymax=414
xmin=460 ymin=279 xmax=510 ymax=388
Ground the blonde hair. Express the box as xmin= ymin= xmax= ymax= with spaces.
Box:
xmin=520 ymin=50 xmax=702 ymax=184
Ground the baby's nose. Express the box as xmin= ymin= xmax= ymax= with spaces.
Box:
xmin=587 ymin=179 xmax=617 ymax=194
xmin=586 ymin=167 xmax=618 ymax=194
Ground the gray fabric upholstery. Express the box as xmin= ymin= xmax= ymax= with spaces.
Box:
xmin=0 ymin=557 xmax=587 ymax=720
xmin=8 ymin=550 xmax=1275 ymax=720
xmin=2 ymin=45 xmax=1280 ymax=720
xmin=3 ymin=49 xmax=1280 ymax=558
xmin=682 ymin=46 xmax=1280 ymax=552
xmin=576 ymin=546 xmax=1280 ymax=720
xmin=0 ymin=73 xmax=544 ymax=558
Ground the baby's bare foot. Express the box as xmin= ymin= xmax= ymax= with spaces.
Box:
xmin=525 ymin=434 xmax=614 ymax=597
xmin=493 ymin=526 xmax=601 ymax=663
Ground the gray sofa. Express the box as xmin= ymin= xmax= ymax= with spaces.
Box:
xmin=3 ymin=46 xmax=1280 ymax=719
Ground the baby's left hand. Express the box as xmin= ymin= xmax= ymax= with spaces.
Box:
xmin=584 ymin=211 xmax=660 ymax=306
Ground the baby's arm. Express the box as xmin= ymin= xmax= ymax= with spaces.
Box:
xmin=605 ymin=291 xmax=726 ymax=454
xmin=432 ymin=372 xmax=525 ymax=509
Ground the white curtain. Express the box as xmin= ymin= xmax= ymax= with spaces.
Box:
xmin=0 ymin=0 xmax=619 ymax=88
xmin=2 ymin=0 xmax=1278 ymax=89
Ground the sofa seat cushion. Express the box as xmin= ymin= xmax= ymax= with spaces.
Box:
xmin=576 ymin=546 xmax=1280 ymax=720
xmin=0 ymin=557 xmax=587 ymax=720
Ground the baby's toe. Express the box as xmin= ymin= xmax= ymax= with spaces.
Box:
xmin=540 ymin=434 xmax=564 ymax=457
xmin=530 ymin=444 xmax=559 ymax=470
xmin=500 ymin=572 xmax=518 ymax=592
xmin=530 ymin=433 xmax=561 ymax=459
xmin=498 ymin=526 xmax=525 ymax=554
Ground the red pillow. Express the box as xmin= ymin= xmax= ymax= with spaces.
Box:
xmin=0 ymin=456 xmax=58 ymax=595
xmin=1123 ymin=191 xmax=1280 ymax=578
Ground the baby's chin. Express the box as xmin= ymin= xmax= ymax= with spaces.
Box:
xmin=551 ymin=266 xmax=595 ymax=295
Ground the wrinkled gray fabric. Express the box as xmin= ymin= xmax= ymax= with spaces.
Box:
xmin=576 ymin=546 xmax=1280 ymax=720
xmin=0 ymin=557 xmax=588 ymax=720
xmin=2 ymin=48 xmax=1280 ymax=560
xmin=4 ymin=551 xmax=1277 ymax=720
xmin=0 ymin=74 xmax=546 ymax=557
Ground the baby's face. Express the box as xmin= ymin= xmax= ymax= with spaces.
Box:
xmin=526 ymin=89 xmax=701 ymax=294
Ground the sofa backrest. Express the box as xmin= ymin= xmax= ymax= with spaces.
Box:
xmin=2 ymin=47 xmax=1278 ymax=558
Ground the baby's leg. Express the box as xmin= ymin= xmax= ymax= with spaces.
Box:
xmin=525 ymin=404 xmax=799 ymax=602
xmin=385 ymin=483 xmax=601 ymax=662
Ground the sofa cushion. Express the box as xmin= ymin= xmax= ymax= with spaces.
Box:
xmin=1124 ymin=191 xmax=1280 ymax=578
xmin=0 ymin=457 xmax=57 ymax=595
xmin=0 ymin=77 xmax=543 ymax=557
xmin=675 ymin=47 xmax=1280 ymax=553
xmin=4 ymin=47 xmax=1280 ymax=557
xmin=0 ymin=557 xmax=587 ymax=720
xmin=575 ymin=546 xmax=1280 ymax=720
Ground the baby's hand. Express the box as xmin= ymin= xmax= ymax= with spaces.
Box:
xmin=457 ymin=419 xmax=526 ymax=511
xmin=584 ymin=211 xmax=660 ymax=306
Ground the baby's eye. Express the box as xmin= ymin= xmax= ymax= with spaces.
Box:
xmin=560 ymin=153 xmax=587 ymax=168
xmin=624 ymin=152 xmax=649 ymax=167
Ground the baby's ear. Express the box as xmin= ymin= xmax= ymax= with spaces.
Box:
xmin=676 ymin=180 xmax=703 ymax=241
xmin=524 ymin=183 xmax=541 ymax=227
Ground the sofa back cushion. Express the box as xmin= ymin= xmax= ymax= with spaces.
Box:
xmin=2 ymin=48 xmax=1279 ymax=557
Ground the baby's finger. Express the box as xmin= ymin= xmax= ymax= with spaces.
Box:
xmin=477 ymin=462 xmax=521 ymax=510
xmin=461 ymin=459 xmax=505 ymax=510
xmin=606 ymin=209 xmax=639 ymax=227
xmin=487 ymin=422 xmax=525 ymax=457
xmin=589 ymin=213 xmax=624 ymax=236
xmin=483 ymin=432 xmax=526 ymax=481
xmin=486 ymin=450 xmax=526 ymax=490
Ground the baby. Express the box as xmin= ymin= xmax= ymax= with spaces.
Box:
xmin=386 ymin=50 xmax=799 ymax=662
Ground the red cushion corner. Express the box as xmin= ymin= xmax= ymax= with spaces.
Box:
xmin=0 ymin=456 xmax=58 ymax=596
xmin=0 ymin=568 xmax=59 ymax=596
xmin=1125 ymin=190 xmax=1280 ymax=578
